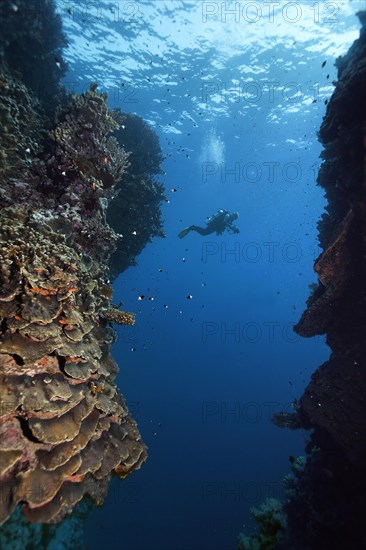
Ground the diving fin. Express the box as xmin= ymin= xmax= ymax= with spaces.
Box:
xmin=178 ymin=227 xmax=191 ymax=239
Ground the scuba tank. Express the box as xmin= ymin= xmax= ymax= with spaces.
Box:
xmin=207 ymin=209 xmax=228 ymax=225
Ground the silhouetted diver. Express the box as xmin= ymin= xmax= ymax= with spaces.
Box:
xmin=178 ymin=210 xmax=239 ymax=238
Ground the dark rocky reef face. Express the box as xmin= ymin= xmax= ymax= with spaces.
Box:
xmin=276 ymin=11 xmax=366 ymax=549
xmin=0 ymin=1 xmax=148 ymax=528
xmin=0 ymin=0 xmax=68 ymax=118
xmin=0 ymin=0 xmax=66 ymax=178
xmin=107 ymin=112 xmax=166 ymax=278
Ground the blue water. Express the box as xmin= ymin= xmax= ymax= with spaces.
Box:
xmin=56 ymin=2 xmax=363 ymax=548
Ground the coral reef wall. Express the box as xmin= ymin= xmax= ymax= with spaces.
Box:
xmin=107 ymin=112 xmax=166 ymax=278
xmin=275 ymin=11 xmax=366 ymax=549
xmin=0 ymin=0 xmax=147 ymax=528
xmin=0 ymin=0 xmax=68 ymax=120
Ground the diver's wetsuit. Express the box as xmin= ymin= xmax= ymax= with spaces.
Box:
xmin=178 ymin=210 xmax=239 ymax=238
xmin=184 ymin=224 xmax=215 ymax=236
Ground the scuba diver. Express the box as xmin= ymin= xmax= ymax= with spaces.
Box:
xmin=178 ymin=209 xmax=239 ymax=238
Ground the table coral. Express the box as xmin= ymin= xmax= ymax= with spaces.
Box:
xmin=0 ymin=86 xmax=147 ymax=525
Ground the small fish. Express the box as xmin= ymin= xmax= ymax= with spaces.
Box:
xmin=321 ymin=60 xmax=327 ymax=68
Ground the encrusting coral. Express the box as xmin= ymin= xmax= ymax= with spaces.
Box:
xmin=0 ymin=0 xmax=167 ymax=537
xmin=0 ymin=71 xmax=45 ymax=177
xmin=0 ymin=84 xmax=147 ymax=525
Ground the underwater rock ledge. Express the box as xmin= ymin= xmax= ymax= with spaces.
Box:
xmin=0 ymin=84 xmax=147 ymax=524
xmin=294 ymin=9 xmax=366 ymax=468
